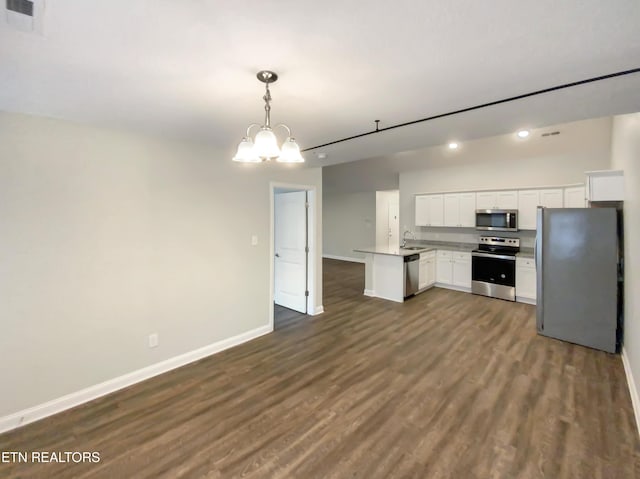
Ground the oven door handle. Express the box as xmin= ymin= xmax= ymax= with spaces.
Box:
xmin=471 ymin=252 xmax=516 ymax=261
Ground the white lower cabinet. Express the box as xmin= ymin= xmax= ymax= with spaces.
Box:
xmin=418 ymin=251 xmax=436 ymax=290
xmin=436 ymin=250 xmax=471 ymax=290
xmin=436 ymin=251 xmax=453 ymax=284
xmin=516 ymin=257 xmax=536 ymax=304
xmin=452 ymin=252 xmax=471 ymax=288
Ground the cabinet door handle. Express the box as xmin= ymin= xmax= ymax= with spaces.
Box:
xmin=275 ymin=253 xmax=280 ymax=258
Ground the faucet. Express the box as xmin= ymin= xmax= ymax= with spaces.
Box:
xmin=402 ymin=230 xmax=415 ymax=248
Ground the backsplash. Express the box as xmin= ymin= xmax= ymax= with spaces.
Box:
xmin=412 ymin=227 xmax=536 ymax=248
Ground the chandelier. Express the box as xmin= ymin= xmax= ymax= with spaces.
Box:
xmin=232 ymin=70 xmax=304 ymax=163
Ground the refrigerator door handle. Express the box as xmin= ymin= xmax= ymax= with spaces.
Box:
xmin=536 ymin=207 xmax=544 ymax=332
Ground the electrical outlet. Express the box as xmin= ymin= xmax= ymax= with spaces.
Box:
xmin=148 ymin=333 xmax=159 ymax=348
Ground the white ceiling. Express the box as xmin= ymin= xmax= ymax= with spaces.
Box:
xmin=1 ymin=0 xmax=639 ymax=167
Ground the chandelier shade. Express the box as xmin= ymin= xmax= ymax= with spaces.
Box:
xmin=278 ymin=137 xmax=304 ymax=163
xmin=253 ymin=127 xmax=281 ymax=159
xmin=233 ymin=70 xmax=304 ymax=163
xmin=231 ymin=137 xmax=260 ymax=163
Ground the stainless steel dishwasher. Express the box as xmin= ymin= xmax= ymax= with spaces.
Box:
xmin=404 ymin=254 xmax=420 ymax=297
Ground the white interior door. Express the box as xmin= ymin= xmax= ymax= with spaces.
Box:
xmin=388 ymin=199 xmax=399 ymax=249
xmin=274 ymin=191 xmax=307 ymax=313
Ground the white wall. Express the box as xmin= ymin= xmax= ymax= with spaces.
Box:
xmin=323 ymin=162 xmax=399 ymax=195
xmin=399 ymin=117 xmax=613 ymax=238
xmin=0 ymin=111 xmax=322 ymax=420
xmin=610 ymin=112 xmax=640 ymax=428
xmin=323 ymin=191 xmax=375 ymax=261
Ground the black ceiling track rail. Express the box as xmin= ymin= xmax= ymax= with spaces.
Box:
xmin=301 ymin=67 xmax=640 ymax=152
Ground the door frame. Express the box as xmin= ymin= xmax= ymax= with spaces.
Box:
xmin=269 ymin=182 xmax=319 ymax=331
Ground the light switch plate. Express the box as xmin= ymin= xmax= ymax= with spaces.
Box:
xmin=251 ymin=235 xmax=258 ymax=246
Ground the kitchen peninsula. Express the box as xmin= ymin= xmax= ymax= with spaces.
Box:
xmin=355 ymin=242 xmax=474 ymax=302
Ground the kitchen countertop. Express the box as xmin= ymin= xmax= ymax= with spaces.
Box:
xmin=412 ymin=241 xmax=477 ymax=252
xmin=517 ymin=247 xmax=535 ymax=259
xmin=354 ymin=241 xmax=476 ymax=257
xmin=354 ymin=245 xmax=434 ymax=257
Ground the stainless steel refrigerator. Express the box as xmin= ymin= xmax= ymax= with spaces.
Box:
xmin=535 ymin=207 xmax=621 ymax=353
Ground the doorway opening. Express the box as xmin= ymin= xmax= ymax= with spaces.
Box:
xmin=376 ymin=190 xmax=400 ymax=249
xmin=270 ymin=183 xmax=318 ymax=330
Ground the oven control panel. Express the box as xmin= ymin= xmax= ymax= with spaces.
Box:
xmin=479 ymin=236 xmax=520 ymax=247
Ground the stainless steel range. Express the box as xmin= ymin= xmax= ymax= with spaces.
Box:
xmin=471 ymin=236 xmax=520 ymax=301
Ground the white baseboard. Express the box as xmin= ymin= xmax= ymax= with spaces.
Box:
xmin=312 ymin=306 xmax=324 ymax=315
xmin=323 ymin=254 xmax=365 ymax=263
xmin=365 ymin=292 xmax=403 ymax=303
xmin=515 ymin=296 xmax=537 ymax=305
xmin=621 ymin=347 xmax=640 ymax=437
xmin=0 ymin=324 xmax=272 ymax=434
xmin=435 ymin=283 xmax=472 ymax=294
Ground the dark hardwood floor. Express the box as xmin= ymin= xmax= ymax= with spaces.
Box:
xmin=274 ymin=304 xmax=306 ymax=330
xmin=1 ymin=258 xmax=639 ymax=478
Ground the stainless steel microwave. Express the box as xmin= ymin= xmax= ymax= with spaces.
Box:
xmin=475 ymin=209 xmax=518 ymax=232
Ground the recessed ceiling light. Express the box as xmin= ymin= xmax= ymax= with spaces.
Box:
xmin=517 ymin=129 xmax=530 ymax=139
xmin=448 ymin=142 xmax=459 ymax=150
xmin=317 ymin=152 xmax=328 ymax=159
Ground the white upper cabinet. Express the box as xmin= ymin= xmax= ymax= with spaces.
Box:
xmin=415 ymin=194 xmax=444 ymax=227
xmin=517 ymin=190 xmax=540 ymax=230
xmin=496 ymin=191 xmax=518 ymax=209
xmin=443 ymin=192 xmax=476 ymax=227
xmin=586 ymin=170 xmax=624 ymax=202
xmin=475 ymin=192 xmax=496 ymax=210
xmin=476 ymin=191 xmax=517 ymax=210
xmin=459 ymin=193 xmax=476 ymax=227
xmin=415 ymin=195 xmax=429 ymax=226
xmin=539 ymin=189 xmax=563 ymax=208
xmin=564 ymin=186 xmax=586 ymax=208
xmin=443 ymin=194 xmax=458 ymax=227
xmin=518 ymin=188 xmax=563 ymax=230
xmin=418 ymin=185 xmax=585 ymax=231
xmin=429 ymin=195 xmax=444 ymax=226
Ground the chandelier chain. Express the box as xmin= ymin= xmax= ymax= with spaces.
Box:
xmin=263 ymin=82 xmax=272 ymax=128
